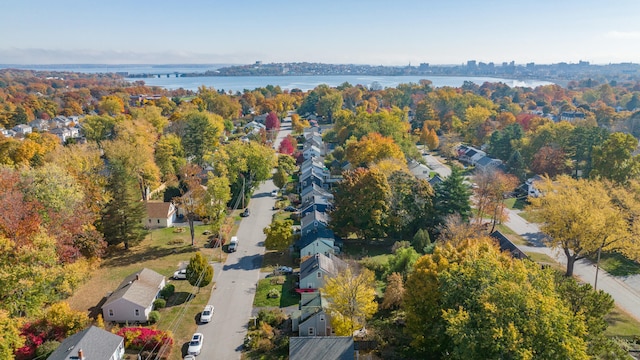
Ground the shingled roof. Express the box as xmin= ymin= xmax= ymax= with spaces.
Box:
xmin=103 ymin=268 xmax=165 ymax=308
xmin=289 ymin=336 xmax=354 ymax=360
xmin=47 ymin=326 xmax=123 ymax=360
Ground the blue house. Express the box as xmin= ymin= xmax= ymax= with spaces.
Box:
xmin=300 ymin=195 xmax=332 ymax=216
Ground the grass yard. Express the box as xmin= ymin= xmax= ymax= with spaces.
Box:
xmin=262 ymin=250 xmax=298 ymax=270
xmin=494 ymin=224 xmax=529 ymax=246
xmin=605 ymin=306 xmax=640 ymax=338
xmin=503 ymin=197 xmax=528 ymax=210
xmin=253 ymin=275 xmax=299 ymax=308
xmin=593 ymin=252 xmax=640 ymax=277
xmin=517 ymin=210 xmax=543 ymax=224
xmin=342 ymin=239 xmax=395 ymax=260
xmin=66 ymin=225 xmax=221 ymax=360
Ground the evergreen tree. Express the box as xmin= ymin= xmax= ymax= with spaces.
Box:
xmin=101 ymin=162 xmax=146 ymax=249
xmin=433 ymin=166 xmax=472 ymax=224
xmin=412 ymin=228 xmax=431 ymax=253
xmin=506 ymin=149 xmax=527 ymax=181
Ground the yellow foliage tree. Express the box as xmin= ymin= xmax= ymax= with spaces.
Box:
xmin=528 ymin=176 xmax=634 ymax=276
xmin=321 ymin=267 xmax=378 ymax=336
xmin=345 ymin=132 xmax=406 ymax=167
xmin=425 ymin=128 xmax=439 ymax=150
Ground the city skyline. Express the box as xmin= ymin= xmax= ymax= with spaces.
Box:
xmin=2 ymin=0 xmax=640 ymax=66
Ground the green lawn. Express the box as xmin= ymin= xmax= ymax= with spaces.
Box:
xmin=253 ymin=276 xmax=299 ymax=308
xmin=605 ymin=306 xmax=640 ymax=338
xmin=504 ymin=197 xmax=527 ymax=210
xmin=593 ymin=252 xmax=640 ymax=277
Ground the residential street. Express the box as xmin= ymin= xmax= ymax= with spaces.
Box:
xmin=195 ymin=123 xmax=290 ymax=359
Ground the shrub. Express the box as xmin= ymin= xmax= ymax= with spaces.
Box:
xmin=267 ymin=288 xmax=280 ymax=299
xmin=159 ymin=284 xmax=175 ymax=299
xmin=35 ymin=340 xmax=60 ymax=359
xmin=257 ymin=309 xmax=286 ymax=328
xmin=117 ymin=327 xmax=173 ymax=351
xmin=148 ymin=311 xmax=161 ymax=324
xmin=153 ymin=298 xmax=166 ymax=309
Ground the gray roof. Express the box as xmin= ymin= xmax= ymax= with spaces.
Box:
xmin=299 ymin=253 xmax=347 ymax=281
xmin=289 ymin=336 xmax=354 ymax=360
xmin=301 ymin=210 xmax=330 ymax=231
xmin=103 ymin=268 xmax=164 ymax=308
xmin=300 ymin=182 xmax=333 ymax=199
xmin=47 ymin=326 xmax=123 ymax=360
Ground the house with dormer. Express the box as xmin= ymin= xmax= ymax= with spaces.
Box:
xmin=298 ymin=253 xmax=347 ymax=291
xmin=300 ymin=210 xmax=330 ymax=236
xmin=102 ymin=268 xmax=165 ymax=323
xmin=300 ymin=195 xmax=332 ymax=217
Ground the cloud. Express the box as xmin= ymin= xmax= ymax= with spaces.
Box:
xmin=605 ymin=31 xmax=640 ymax=40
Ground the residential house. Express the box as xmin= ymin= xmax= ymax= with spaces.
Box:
xmin=300 ymin=210 xmax=330 ymax=236
xmin=253 ymin=113 xmax=268 ymax=123
xmin=102 ymin=268 xmax=166 ymax=323
xmin=560 ymin=111 xmax=586 ymax=122
xmin=475 ymin=155 xmax=503 ymax=171
xmin=47 ymin=326 xmax=125 ymax=360
xmin=296 ymin=228 xmax=337 ymax=257
xmin=298 ymin=253 xmax=347 ymax=291
xmin=1 ymin=128 xmax=16 ymax=138
xmin=292 ymin=292 xmax=333 ymax=336
xmin=142 ymin=201 xmax=178 ymax=229
xmin=300 ymin=195 xmax=332 ymax=217
xmin=457 ymin=145 xmax=487 ymax=166
xmin=300 ymin=156 xmax=325 ymax=174
xmin=52 ymin=115 xmax=74 ymax=128
xmin=408 ymin=159 xmax=432 ymax=181
xmin=29 ymin=119 xmax=49 ymax=132
xmin=244 ymin=120 xmax=266 ymax=134
xmin=428 ymin=174 xmax=444 ymax=187
xmin=526 ymin=175 xmax=543 ymax=198
xmin=299 ymin=166 xmax=328 ymax=191
xmin=289 ymin=337 xmax=354 ymax=360
xmin=12 ymin=124 xmax=32 ymax=136
xmin=300 ymin=183 xmax=334 ymax=204
xmin=303 ymin=144 xmax=324 ymax=160
xmin=50 ymin=126 xmax=81 ymax=143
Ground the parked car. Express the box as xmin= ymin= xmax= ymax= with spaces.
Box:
xmin=284 ymin=206 xmax=296 ymax=212
xmin=200 ymin=304 xmax=214 ymax=323
xmin=187 ymin=333 xmax=203 ymax=356
xmin=228 ymin=236 xmax=239 ymax=252
xmin=240 ymin=208 xmax=250 ymax=217
xmin=276 ymin=266 xmax=293 ymax=275
xmin=173 ymin=269 xmax=187 ymax=280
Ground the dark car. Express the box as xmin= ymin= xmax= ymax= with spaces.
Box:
xmin=284 ymin=206 xmax=296 ymax=212
xmin=240 ymin=208 xmax=250 ymax=217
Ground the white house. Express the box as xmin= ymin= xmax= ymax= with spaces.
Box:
xmin=47 ymin=326 xmax=125 ymax=360
xmin=142 ymin=201 xmax=178 ymax=229
xmin=12 ymin=124 xmax=32 ymax=136
xmin=102 ymin=268 xmax=166 ymax=323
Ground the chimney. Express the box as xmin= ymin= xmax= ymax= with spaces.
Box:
xmin=78 ymin=349 xmax=85 ymax=360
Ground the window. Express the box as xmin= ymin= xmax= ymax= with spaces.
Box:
xmin=157 ymin=219 xmax=160 ymax=224
xmin=308 ymin=327 xmax=315 ymax=336
xmin=134 ymin=309 xmax=140 ymax=317
xmin=108 ymin=309 xmax=114 ymax=317
xmin=317 ymin=271 xmax=321 ymax=278
xmin=320 ymin=315 xmax=325 ymax=322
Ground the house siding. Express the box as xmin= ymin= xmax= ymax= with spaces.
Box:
xmin=103 ymin=299 xmax=150 ymax=323
xmin=300 ymin=240 xmax=334 ymax=258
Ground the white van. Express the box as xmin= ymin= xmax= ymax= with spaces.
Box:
xmin=228 ymin=236 xmax=239 ymax=252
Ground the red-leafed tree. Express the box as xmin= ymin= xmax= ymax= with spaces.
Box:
xmin=531 ymin=146 xmax=569 ymax=178
xmin=265 ymin=111 xmax=280 ymax=131
xmin=0 ymin=168 xmax=42 ymax=242
xmin=278 ymin=134 xmax=297 ymax=155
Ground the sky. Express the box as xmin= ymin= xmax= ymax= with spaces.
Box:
xmin=2 ymin=0 xmax=640 ymax=66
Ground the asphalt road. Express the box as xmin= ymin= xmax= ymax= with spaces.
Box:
xmin=194 ymin=123 xmax=291 ymax=359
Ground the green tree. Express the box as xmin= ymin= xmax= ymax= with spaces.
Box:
xmin=81 ymin=115 xmax=117 ymax=147
xmin=182 ymin=110 xmax=224 ymax=165
xmin=187 ymin=252 xmax=213 ymax=288
xmin=412 ymin=228 xmax=431 ymax=253
xmin=404 ymin=238 xmax=589 ymax=359
xmin=386 ymin=171 xmax=434 ymax=240
xmin=272 ymin=168 xmax=288 ymax=190
xmin=321 ymin=267 xmax=378 ymax=336
xmin=591 ymin=132 xmax=640 ymax=184
xmin=203 ymin=175 xmax=231 ymax=238
xmin=316 ymin=91 xmax=343 ymax=122
xmin=154 ymin=134 xmax=186 ymax=182
xmin=101 ymin=161 xmax=147 ymax=249
xmin=263 ymin=219 xmax=294 ymax=251
xmin=331 ymin=167 xmax=391 ymax=239
xmin=433 ymin=165 xmax=472 ymax=224
xmin=277 ymin=154 xmax=297 ymax=175
xmin=387 ymin=246 xmax=420 ymax=278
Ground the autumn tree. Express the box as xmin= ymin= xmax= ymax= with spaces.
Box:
xmin=345 ymin=132 xmax=406 ymax=168
xmin=263 ymin=219 xmax=294 ymax=251
xmin=381 ymin=272 xmax=404 ymax=310
xmin=404 ymin=238 xmax=590 ymax=359
xmin=531 ymin=145 xmax=569 ymax=177
xmin=528 ymin=176 xmax=633 ymax=276
xmin=425 ymin=128 xmax=439 ymax=150
xmin=472 ymin=168 xmax=518 ymax=232
xmin=272 ymin=169 xmax=288 ymax=190
xmin=321 ymin=267 xmax=378 ymax=336
xmin=186 ymin=252 xmax=214 ymax=288
xmin=412 ymin=228 xmax=432 ymax=253
xmin=386 ymin=171 xmax=434 ymax=240
xmin=154 ymin=134 xmax=186 ymax=182
xmin=173 ymin=164 xmax=206 ymax=246
xmin=265 ymin=111 xmax=280 ymax=131
xmin=278 ymin=135 xmax=295 ymax=155
xmin=203 ymin=174 xmax=231 ymax=238
xmin=331 ymin=167 xmax=391 ymax=239
xmin=0 ymin=309 xmax=23 ymax=359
